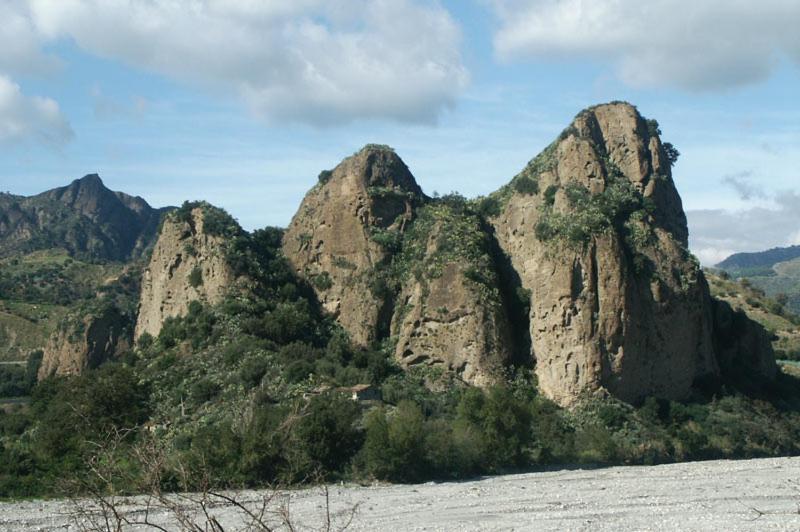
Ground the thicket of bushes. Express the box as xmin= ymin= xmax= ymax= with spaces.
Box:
xmin=5 ymin=358 xmax=800 ymax=499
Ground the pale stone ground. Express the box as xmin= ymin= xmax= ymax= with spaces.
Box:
xmin=2 ymin=456 xmax=800 ymax=531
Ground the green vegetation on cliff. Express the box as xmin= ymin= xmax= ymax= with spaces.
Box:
xmin=0 ymin=250 xmax=131 ymax=362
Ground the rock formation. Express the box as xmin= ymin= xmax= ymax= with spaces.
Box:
xmin=134 ymin=205 xmax=237 ymax=340
xmin=284 ymin=113 xmax=777 ymax=399
xmin=38 ymin=305 xmax=131 ymax=379
xmin=487 ymin=102 xmax=770 ymax=405
xmin=284 ymin=146 xmax=513 ymax=385
xmin=283 ymin=145 xmax=423 ymax=346
xmin=712 ymin=298 xmax=777 ymax=382
xmin=389 ymin=205 xmax=513 ymax=386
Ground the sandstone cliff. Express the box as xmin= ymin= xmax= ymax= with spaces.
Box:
xmin=134 ymin=204 xmax=237 ymax=340
xmin=283 ymin=145 xmax=423 ymax=347
xmin=38 ymin=304 xmax=130 ymax=379
xmin=489 ymin=102 xmax=723 ymax=405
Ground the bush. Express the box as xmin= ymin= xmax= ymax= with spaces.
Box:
xmin=286 ymin=393 xmax=362 ymax=479
xmin=663 ymin=142 xmax=680 ymax=167
xmin=535 ymin=166 xmax=651 ymax=248
xmin=311 ymin=271 xmax=333 ymax=291
xmin=361 ymin=401 xmax=426 ymax=482
xmin=456 ymin=387 xmax=533 ymax=471
xmin=512 ymin=175 xmax=539 ymax=195
xmin=646 ymin=118 xmax=661 ymax=137
xmin=188 ymin=266 xmax=203 ymax=288
xmin=31 ymin=365 xmax=150 ymax=465
xmin=475 ymin=196 xmax=501 ymax=218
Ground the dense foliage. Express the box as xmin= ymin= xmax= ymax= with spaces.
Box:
xmin=5 ymin=354 xmax=800 ymax=499
xmin=534 ymin=160 xmax=655 ymax=250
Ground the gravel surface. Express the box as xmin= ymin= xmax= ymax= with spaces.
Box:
xmin=2 ymin=456 xmax=800 ymax=531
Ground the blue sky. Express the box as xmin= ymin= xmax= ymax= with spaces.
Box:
xmin=0 ymin=0 xmax=798 ymax=265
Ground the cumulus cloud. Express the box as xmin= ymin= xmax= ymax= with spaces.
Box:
xmin=688 ymin=190 xmax=800 ymax=266
xmin=489 ymin=0 xmax=800 ymax=91
xmin=0 ymin=74 xmax=73 ymax=146
xmin=26 ymin=0 xmax=468 ymax=125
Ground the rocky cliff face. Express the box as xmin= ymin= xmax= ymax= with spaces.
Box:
xmin=283 ymin=145 xmax=423 ymax=347
xmin=488 ymin=103 xmax=722 ymax=405
xmin=134 ymin=205 xmax=237 ymax=340
xmin=38 ymin=305 xmax=131 ymax=379
xmin=389 ymin=204 xmax=513 ymax=386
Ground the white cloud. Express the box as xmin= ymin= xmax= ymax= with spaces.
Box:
xmin=0 ymin=1 xmax=60 ymax=75
xmin=27 ymin=0 xmax=468 ymax=125
xmin=489 ymin=0 xmax=800 ymax=91
xmin=0 ymin=74 xmax=73 ymax=146
xmin=688 ymin=190 xmax=800 ymax=265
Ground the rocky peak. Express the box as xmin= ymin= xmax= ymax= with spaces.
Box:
xmin=346 ymin=144 xmax=424 ymax=196
xmin=569 ymin=102 xmax=688 ymax=245
xmin=0 ymin=173 xmax=168 ymax=261
xmin=487 ymin=101 xmax=773 ymax=406
xmin=285 ymin=143 xmax=523 ymax=385
xmin=134 ymin=205 xmax=237 ymax=341
xmin=43 ymin=174 xmax=118 ymax=219
xmin=283 ymin=145 xmax=424 ymax=346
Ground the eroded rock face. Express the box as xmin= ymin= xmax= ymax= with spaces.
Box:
xmin=490 ymin=102 xmax=720 ymax=406
xmin=134 ymin=207 xmax=236 ymax=340
xmin=283 ymin=146 xmax=423 ymax=347
xmin=38 ymin=306 xmax=130 ymax=380
xmin=390 ymin=212 xmax=513 ymax=386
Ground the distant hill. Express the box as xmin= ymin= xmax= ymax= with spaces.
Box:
xmin=0 ymin=174 xmax=171 ymax=262
xmin=716 ymin=245 xmax=800 ymax=276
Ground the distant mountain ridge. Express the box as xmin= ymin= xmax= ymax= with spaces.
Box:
xmin=716 ymin=245 xmax=800 ymax=272
xmin=0 ymin=174 xmax=171 ymax=262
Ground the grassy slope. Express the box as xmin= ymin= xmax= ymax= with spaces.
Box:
xmin=717 ymin=256 xmax=800 ymax=315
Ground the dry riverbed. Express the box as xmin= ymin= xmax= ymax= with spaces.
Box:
xmin=2 ymin=456 xmax=800 ymax=531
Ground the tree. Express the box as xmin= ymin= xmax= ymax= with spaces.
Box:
xmin=663 ymin=142 xmax=680 ymax=167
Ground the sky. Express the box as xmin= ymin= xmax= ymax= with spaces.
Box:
xmin=0 ymin=0 xmax=798 ymax=266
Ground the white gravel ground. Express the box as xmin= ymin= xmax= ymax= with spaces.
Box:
xmin=2 ymin=456 xmax=800 ymax=531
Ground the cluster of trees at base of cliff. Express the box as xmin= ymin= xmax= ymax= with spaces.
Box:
xmin=4 ymin=359 xmax=800 ymax=498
